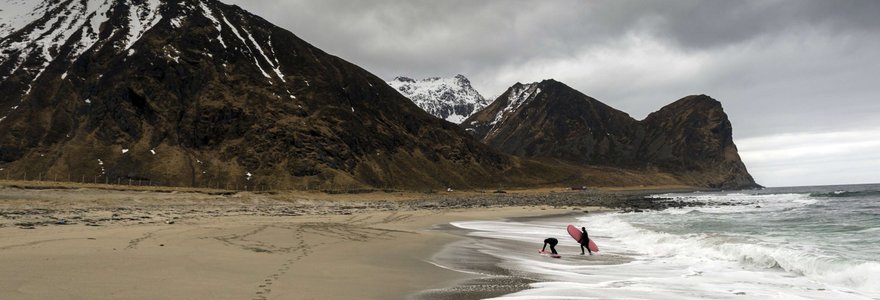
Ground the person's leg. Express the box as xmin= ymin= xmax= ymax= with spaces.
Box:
xmin=550 ymin=244 xmax=557 ymax=254
xmin=580 ymin=244 xmax=585 ymax=255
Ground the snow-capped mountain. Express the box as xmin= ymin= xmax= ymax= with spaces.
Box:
xmin=387 ymin=75 xmax=489 ymax=124
xmin=461 ymin=81 xmax=549 ymax=142
xmin=0 ymin=0 xmax=522 ymax=189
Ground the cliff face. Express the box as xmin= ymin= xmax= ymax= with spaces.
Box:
xmin=638 ymin=95 xmax=757 ymax=189
xmin=463 ymin=81 xmax=758 ymax=189
xmin=0 ymin=0 xmax=532 ymax=189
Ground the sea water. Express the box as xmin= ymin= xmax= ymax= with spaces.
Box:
xmin=443 ymin=184 xmax=880 ymax=299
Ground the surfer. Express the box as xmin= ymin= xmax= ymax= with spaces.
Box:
xmin=542 ymin=237 xmax=559 ymax=255
xmin=579 ymin=227 xmax=592 ymax=255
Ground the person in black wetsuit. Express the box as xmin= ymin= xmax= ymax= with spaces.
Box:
xmin=580 ymin=227 xmax=592 ymax=255
xmin=542 ymin=237 xmax=559 ymax=254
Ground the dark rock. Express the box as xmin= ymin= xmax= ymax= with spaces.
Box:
xmin=462 ymin=80 xmax=759 ymax=189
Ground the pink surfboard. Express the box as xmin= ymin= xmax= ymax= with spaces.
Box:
xmin=567 ymin=224 xmax=599 ymax=252
xmin=538 ymin=249 xmax=561 ymax=258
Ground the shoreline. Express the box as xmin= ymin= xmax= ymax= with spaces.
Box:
xmin=0 ymin=183 xmax=686 ymax=299
xmin=0 ymin=181 xmax=705 ymax=230
xmin=415 ymin=210 xmax=626 ymax=300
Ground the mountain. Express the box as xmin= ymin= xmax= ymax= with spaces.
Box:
xmin=0 ymin=0 xmax=560 ymax=190
xmin=462 ymin=80 xmax=758 ymax=189
xmin=0 ymin=1 xmax=757 ymax=190
xmin=387 ymin=75 xmax=489 ymax=124
xmin=462 ymin=80 xmax=639 ymax=165
xmin=638 ymin=95 xmax=757 ymax=189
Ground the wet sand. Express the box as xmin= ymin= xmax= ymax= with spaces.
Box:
xmin=415 ymin=213 xmax=633 ymax=299
xmin=0 ymin=185 xmax=606 ymax=299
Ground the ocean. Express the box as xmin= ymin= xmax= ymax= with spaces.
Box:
xmin=430 ymin=184 xmax=880 ymax=299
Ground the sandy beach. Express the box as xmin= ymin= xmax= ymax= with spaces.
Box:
xmin=0 ymin=183 xmax=610 ymax=299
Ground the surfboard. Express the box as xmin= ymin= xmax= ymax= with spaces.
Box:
xmin=567 ymin=224 xmax=599 ymax=252
xmin=538 ymin=249 xmax=561 ymax=258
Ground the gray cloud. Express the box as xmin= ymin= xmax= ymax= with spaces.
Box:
xmin=225 ymin=0 xmax=880 ymax=186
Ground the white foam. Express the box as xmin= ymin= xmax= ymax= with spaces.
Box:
xmin=451 ymin=220 xmax=578 ymax=245
xmin=450 ymin=204 xmax=879 ymax=299
xmin=572 ymin=211 xmax=879 ymax=298
xmin=651 ymin=192 xmax=817 ymax=214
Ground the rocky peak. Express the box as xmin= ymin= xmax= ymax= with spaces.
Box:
xmin=463 ymin=79 xmax=637 ymax=163
xmin=645 ymin=95 xmax=722 ymax=120
xmin=387 ymin=74 xmax=489 ymax=124
xmin=638 ymin=95 xmax=756 ymax=188
xmin=462 ymin=80 xmax=758 ymax=189
xmin=392 ymin=76 xmax=415 ymax=83
xmin=453 ymin=74 xmax=470 ymax=85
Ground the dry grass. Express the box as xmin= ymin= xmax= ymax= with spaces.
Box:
xmin=0 ymin=179 xmax=233 ymax=194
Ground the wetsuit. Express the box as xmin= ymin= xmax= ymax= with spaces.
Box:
xmin=543 ymin=237 xmax=559 ymax=254
xmin=580 ymin=229 xmax=592 ymax=255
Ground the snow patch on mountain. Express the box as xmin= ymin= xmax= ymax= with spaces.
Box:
xmin=387 ymin=75 xmax=489 ymax=124
xmin=123 ymin=0 xmax=163 ymax=50
xmin=491 ymin=83 xmax=540 ymax=126
xmin=460 ymin=81 xmax=545 ymax=139
xmin=0 ymin=0 xmax=115 ymax=96
xmin=243 ymin=26 xmax=284 ymax=82
xmin=216 ymin=9 xmax=275 ymax=83
xmin=198 ymin=1 xmax=228 ymax=48
xmin=0 ymin=0 xmax=48 ymax=37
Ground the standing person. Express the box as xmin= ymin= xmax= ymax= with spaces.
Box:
xmin=542 ymin=237 xmax=559 ymax=255
xmin=580 ymin=227 xmax=592 ymax=255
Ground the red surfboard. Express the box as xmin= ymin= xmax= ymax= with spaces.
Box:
xmin=567 ymin=224 xmax=599 ymax=252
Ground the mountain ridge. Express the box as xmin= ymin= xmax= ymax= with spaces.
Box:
xmin=0 ymin=0 xmax=564 ymax=190
xmin=0 ymin=0 xmax=757 ymax=190
xmin=463 ymin=80 xmax=758 ymax=189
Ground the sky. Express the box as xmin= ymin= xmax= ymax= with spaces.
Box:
xmin=225 ymin=0 xmax=880 ymax=187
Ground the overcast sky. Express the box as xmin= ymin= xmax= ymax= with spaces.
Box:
xmin=226 ymin=0 xmax=880 ymax=187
